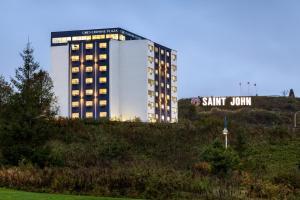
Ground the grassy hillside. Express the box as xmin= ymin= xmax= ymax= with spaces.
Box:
xmin=0 ymin=96 xmax=299 ymax=199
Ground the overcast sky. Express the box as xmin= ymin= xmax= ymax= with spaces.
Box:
xmin=0 ymin=0 xmax=299 ymax=98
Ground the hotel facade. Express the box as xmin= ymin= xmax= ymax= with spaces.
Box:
xmin=50 ymin=28 xmax=177 ymax=122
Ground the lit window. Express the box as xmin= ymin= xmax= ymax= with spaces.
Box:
xmin=85 ymin=66 xmax=93 ymax=72
xmin=99 ymin=77 xmax=107 ymax=83
xmin=99 ymin=112 xmax=107 ymax=117
xmin=167 ymin=116 xmax=170 ymax=121
xmin=85 ymin=55 xmax=93 ymax=60
xmin=148 ymin=56 xmax=154 ymax=64
xmin=161 ymin=49 xmax=164 ymax=54
xmin=71 ymin=44 xmax=80 ymax=50
xmin=148 ymin=45 xmax=154 ymax=52
xmin=86 ymin=112 xmax=93 ymax=118
xmin=148 ymin=102 xmax=154 ymax=109
xmin=85 ymin=89 xmax=93 ymax=95
xmin=72 ymin=35 xmax=91 ymax=41
xmin=72 ymin=90 xmax=80 ymax=96
xmin=72 ymin=67 xmax=80 ymax=73
xmin=52 ymin=37 xmax=71 ymax=44
xmin=71 ymin=56 xmax=80 ymax=61
xmin=85 ymin=43 xmax=93 ymax=49
xmin=99 ymin=88 xmax=107 ymax=94
xmin=167 ymin=95 xmax=170 ymax=100
xmin=167 ymin=84 xmax=170 ymax=89
xmin=162 ymin=104 xmax=165 ymax=109
xmin=72 ymin=101 xmax=79 ymax=107
xmin=106 ymin=34 xmax=118 ymax=40
xmin=72 ymin=78 xmax=79 ymax=85
xmin=166 ymin=62 xmax=170 ymax=67
xmin=148 ymin=90 xmax=155 ymax=97
xmin=167 ymin=73 xmax=170 ymax=78
xmin=119 ymin=34 xmax=126 ymax=41
xmin=99 ymin=43 xmax=107 ymax=48
xmin=162 ymin=115 xmax=165 ymax=120
xmin=155 ymin=103 xmax=158 ymax=108
xmin=72 ymin=113 xmax=79 ymax=118
xmin=171 ymin=54 xmax=177 ymax=61
xmin=155 ymin=47 xmax=158 ymax=52
xmin=92 ymin=35 xmax=105 ymax=40
xmin=161 ymin=83 xmax=164 ymax=87
xmin=161 ymin=60 xmax=164 ymax=65
xmin=155 ymin=58 xmax=158 ymax=63
xmin=99 ymin=100 xmax=107 ymax=106
xmin=99 ymin=54 xmax=107 ymax=60
xmin=167 ymin=52 xmax=170 ymax=57
xmin=99 ymin=65 xmax=107 ymax=72
xmin=161 ymin=93 xmax=165 ymax=98
xmin=155 ymin=81 xmax=158 ymax=86
xmin=172 ymin=75 xmax=177 ymax=82
xmin=155 ymin=92 xmax=159 ymax=97
xmin=85 ymin=78 xmax=93 ymax=84
xmin=167 ymin=106 xmax=170 ymax=111
xmin=148 ymin=67 xmax=154 ymax=75
xmin=148 ymin=79 xmax=154 ymax=87
xmin=155 ymin=69 xmax=158 ymax=74
xmin=172 ymin=86 xmax=177 ymax=93
xmin=86 ymin=101 xmax=93 ymax=107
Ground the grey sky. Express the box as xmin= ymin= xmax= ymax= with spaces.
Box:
xmin=0 ymin=0 xmax=299 ymax=98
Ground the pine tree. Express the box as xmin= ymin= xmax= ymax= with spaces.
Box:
xmin=0 ymin=42 xmax=57 ymax=166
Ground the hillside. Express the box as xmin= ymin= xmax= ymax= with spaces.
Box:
xmin=0 ymin=96 xmax=299 ymax=199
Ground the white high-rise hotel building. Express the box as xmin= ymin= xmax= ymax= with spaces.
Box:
xmin=51 ymin=28 xmax=177 ymax=122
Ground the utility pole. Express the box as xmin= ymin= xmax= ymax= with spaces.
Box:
xmin=223 ymin=116 xmax=229 ymax=149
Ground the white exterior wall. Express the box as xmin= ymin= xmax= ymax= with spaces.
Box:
xmin=171 ymin=50 xmax=178 ymax=122
xmin=50 ymin=46 xmax=69 ymax=117
xmin=109 ymin=40 xmax=150 ymax=122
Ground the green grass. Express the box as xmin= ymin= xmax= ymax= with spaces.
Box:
xmin=0 ymin=188 xmax=136 ymax=200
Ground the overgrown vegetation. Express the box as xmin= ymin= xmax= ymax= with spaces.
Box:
xmin=0 ymin=43 xmax=299 ymax=199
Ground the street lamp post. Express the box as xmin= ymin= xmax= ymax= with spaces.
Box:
xmin=223 ymin=116 xmax=229 ymax=149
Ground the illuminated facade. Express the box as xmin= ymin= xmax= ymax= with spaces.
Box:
xmin=50 ymin=28 xmax=177 ymax=122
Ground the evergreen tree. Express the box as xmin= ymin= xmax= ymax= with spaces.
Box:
xmin=0 ymin=75 xmax=13 ymax=108
xmin=0 ymin=43 xmax=57 ymax=166
xmin=289 ymin=89 xmax=295 ymax=98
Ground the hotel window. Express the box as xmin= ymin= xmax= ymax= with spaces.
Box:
xmin=161 ymin=104 xmax=165 ymax=109
xmin=155 ymin=58 xmax=158 ymax=63
xmin=99 ymin=54 xmax=107 ymax=60
xmin=92 ymin=34 xmax=105 ymax=40
xmin=86 ymin=112 xmax=93 ymax=118
xmin=155 ymin=103 xmax=159 ymax=108
xmin=99 ymin=42 xmax=107 ymax=48
xmin=172 ymin=96 xmax=177 ymax=103
xmin=148 ymin=56 xmax=154 ymax=64
xmin=72 ymin=113 xmax=79 ymax=118
xmin=106 ymin=34 xmax=118 ymax=40
xmin=161 ymin=115 xmax=165 ymax=120
xmin=161 ymin=82 xmax=164 ymax=87
xmin=148 ymin=67 xmax=154 ymax=75
xmin=72 ymin=78 xmax=79 ymax=85
xmin=99 ymin=112 xmax=107 ymax=117
xmin=167 ymin=84 xmax=170 ymax=89
xmin=161 ymin=93 xmax=165 ymax=98
xmin=171 ymin=54 xmax=177 ymax=61
xmin=148 ymin=44 xmax=154 ymax=52
xmin=167 ymin=95 xmax=170 ymax=100
xmin=155 ymin=69 xmax=158 ymax=74
xmin=72 ymin=35 xmax=91 ymax=41
xmin=85 ymin=55 xmax=93 ymax=61
xmin=52 ymin=37 xmax=71 ymax=44
xmin=172 ymin=65 xmax=177 ymax=72
xmin=172 ymin=86 xmax=177 ymax=93
xmin=85 ymin=78 xmax=93 ymax=84
xmin=72 ymin=101 xmax=79 ymax=107
xmin=99 ymin=88 xmax=107 ymax=94
xmin=161 ymin=60 xmax=164 ymax=65
xmin=167 ymin=105 xmax=170 ymax=111
xmin=166 ymin=52 xmax=170 ymax=57
xmin=85 ymin=43 xmax=93 ymax=49
xmin=71 ymin=56 xmax=80 ymax=61
xmin=119 ymin=34 xmax=126 ymax=41
xmin=166 ymin=62 xmax=170 ymax=67
xmin=161 ymin=49 xmax=164 ymax=54
xmin=99 ymin=77 xmax=107 ymax=83
xmin=85 ymin=89 xmax=93 ymax=95
xmin=155 ymin=92 xmax=159 ymax=97
xmin=155 ymin=47 xmax=158 ymax=52
xmin=148 ymin=90 xmax=155 ymax=97
xmin=72 ymin=67 xmax=80 ymax=73
xmin=155 ymin=81 xmax=158 ymax=86
xmin=167 ymin=116 xmax=170 ymax=121
xmin=99 ymin=65 xmax=107 ymax=72
xmin=99 ymin=100 xmax=107 ymax=106
xmin=148 ymin=79 xmax=154 ymax=87
xmin=71 ymin=44 xmax=80 ymax=50
xmin=86 ymin=101 xmax=93 ymax=107
xmin=172 ymin=75 xmax=177 ymax=82
xmin=72 ymin=90 xmax=80 ymax=96
xmin=148 ymin=102 xmax=154 ymax=109
xmin=85 ymin=66 xmax=93 ymax=72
